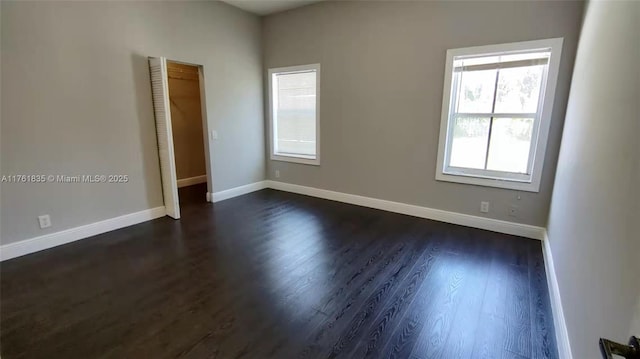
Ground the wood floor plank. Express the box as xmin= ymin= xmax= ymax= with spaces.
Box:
xmin=373 ymin=251 xmax=452 ymax=359
xmin=528 ymin=242 xmax=559 ymax=359
xmin=436 ymin=239 xmax=493 ymax=359
xmin=504 ymin=263 xmax=532 ymax=357
xmin=406 ymin=250 xmax=478 ymax=359
xmin=291 ymin=228 xmax=434 ymax=359
xmin=0 ymin=185 xmax=558 ymax=359
xmin=347 ymin=240 xmax=444 ymax=358
xmin=471 ymin=239 xmax=517 ymax=359
xmin=323 ymin=240 xmax=438 ymax=358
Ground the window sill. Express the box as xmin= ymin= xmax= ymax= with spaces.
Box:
xmin=271 ymin=154 xmax=320 ymax=166
xmin=436 ymin=172 xmax=540 ymax=192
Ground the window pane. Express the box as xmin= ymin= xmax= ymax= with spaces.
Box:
xmin=495 ymin=65 xmax=544 ymax=113
xmin=456 ymin=69 xmax=496 ymax=113
xmin=486 ymin=118 xmax=534 ymax=173
xmin=275 ymin=71 xmax=317 ymax=157
xmin=449 ymin=117 xmax=490 ymax=169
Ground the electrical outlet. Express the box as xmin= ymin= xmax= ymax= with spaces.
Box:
xmin=480 ymin=201 xmax=490 ymax=213
xmin=275 ymin=170 xmax=280 ymax=178
xmin=38 ymin=215 xmax=51 ymax=229
xmin=508 ymin=205 xmax=519 ymax=217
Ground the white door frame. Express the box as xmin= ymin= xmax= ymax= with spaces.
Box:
xmin=149 ymin=57 xmax=212 ymax=219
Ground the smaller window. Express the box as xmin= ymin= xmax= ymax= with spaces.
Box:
xmin=436 ymin=38 xmax=563 ymax=192
xmin=269 ymin=64 xmax=320 ymax=165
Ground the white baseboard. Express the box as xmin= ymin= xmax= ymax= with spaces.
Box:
xmin=208 ymin=181 xmax=267 ymax=203
xmin=0 ymin=207 xmax=166 ymax=261
xmin=0 ymin=180 xmax=267 ymax=261
xmin=266 ymin=180 xmax=545 ymax=240
xmin=0 ymin=178 xmax=563 ymax=359
xmin=542 ymin=231 xmax=573 ymax=359
xmin=177 ymin=175 xmax=207 ymax=188
xmin=0 ymin=179 xmax=545 ymax=262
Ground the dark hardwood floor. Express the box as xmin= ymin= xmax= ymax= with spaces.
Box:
xmin=0 ymin=184 xmax=558 ymax=359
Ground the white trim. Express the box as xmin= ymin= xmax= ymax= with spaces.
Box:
xmin=195 ymin=62 xmax=214 ymax=203
xmin=209 ymin=181 xmax=267 ymax=203
xmin=435 ymin=172 xmax=541 ymax=192
xmin=177 ymin=175 xmax=207 ymax=188
xmin=0 ymin=179 xmax=561 ymax=359
xmin=268 ymin=63 xmax=321 ymax=166
xmin=542 ymin=231 xmax=573 ymax=359
xmin=149 ymin=56 xmax=181 ymax=219
xmin=0 ymin=207 xmax=166 ymax=262
xmin=271 ymin=154 xmax=319 ymax=166
xmin=265 ymin=180 xmax=545 ymax=240
xmin=435 ymin=38 xmax=564 ymax=193
xmin=153 ymin=58 xmax=213 ymax=218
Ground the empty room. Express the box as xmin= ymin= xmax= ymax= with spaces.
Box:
xmin=0 ymin=1 xmax=638 ymax=358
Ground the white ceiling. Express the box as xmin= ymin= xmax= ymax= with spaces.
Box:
xmin=221 ymin=0 xmax=324 ymax=16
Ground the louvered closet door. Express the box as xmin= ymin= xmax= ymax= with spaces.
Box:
xmin=149 ymin=57 xmax=180 ymax=219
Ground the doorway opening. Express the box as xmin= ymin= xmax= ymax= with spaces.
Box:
xmin=149 ymin=57 xmax=211 ymax=219
xmin=167 ymin=61 xmax=208 ymax=212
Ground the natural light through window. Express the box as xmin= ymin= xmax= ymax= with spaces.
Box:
xmin=269 ymin=64 xmax=320 ymax=165
xmin=436 ymin=39 xmax=563 ymax=192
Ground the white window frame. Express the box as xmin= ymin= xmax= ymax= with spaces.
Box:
xmin=268 ymin=63 xmax=321 ymax=166
xmin=435 ymin=38 xmax=563 ymax=192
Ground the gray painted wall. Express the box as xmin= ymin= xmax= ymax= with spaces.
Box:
xmin=0 ymin=1 xmax=265 ymax=244
xmin=262 ymin=1 xmax=584 ymax=227
xmin=633 ymin=297 xmax=640 ymax=338
xmin=546 ymin=1 xmax=640 ymax=357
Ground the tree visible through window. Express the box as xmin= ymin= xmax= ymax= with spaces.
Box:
xmin=436 ymin=39 xmax=563 ymax=192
